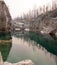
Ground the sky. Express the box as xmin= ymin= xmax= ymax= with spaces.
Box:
xmin=4 ymin=0 xmax=52 ymax=19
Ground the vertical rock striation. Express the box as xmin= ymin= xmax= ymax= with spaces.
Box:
xmin=0 ymin=0 xmax=12 ymax=34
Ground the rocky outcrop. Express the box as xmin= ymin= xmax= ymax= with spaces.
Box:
xmin=28 ymin=8 xmax=57 ymax=35
xmin=0 ymin=0 xmax=12 ymax=34
xmin=49 ymin=29 xmax=57 ymax=38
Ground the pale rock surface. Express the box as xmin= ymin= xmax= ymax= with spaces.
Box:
xmin=4 ymin=62 xmax=12 ymax=65
xmin=4 ymin=60 xmax=35 ymax=65
xmin=55 ymin=32 xmax=57 ymax=37
xmin=0 ymin=52 xmax=3 ymax=65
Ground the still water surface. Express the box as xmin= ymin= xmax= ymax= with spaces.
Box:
xmin=0 ymin=31 xmax=57 ymax=65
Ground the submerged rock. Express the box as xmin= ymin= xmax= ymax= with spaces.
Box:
xmin=4 ymin=60 xmax=35 ymax=65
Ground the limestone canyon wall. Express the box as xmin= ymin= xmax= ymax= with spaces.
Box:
xmin=0 ymin=0 xmax=12 ymax=34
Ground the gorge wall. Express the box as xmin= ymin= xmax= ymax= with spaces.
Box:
xmin=0 ymin=0 xmax=12 ymax=34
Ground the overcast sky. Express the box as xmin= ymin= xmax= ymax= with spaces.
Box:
xmin=4 ymin=0 xmax=52 ymax=19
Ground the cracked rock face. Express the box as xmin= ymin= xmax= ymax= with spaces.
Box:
xmin=0 ymin=1 xmax=12 ymax=33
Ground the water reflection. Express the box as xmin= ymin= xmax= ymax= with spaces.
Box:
xmin=0 ymin=40 xmax=12 ymax=61
xmin=13 ymin=31 xmax=57 ymax=55
xmin=6 ymin=31 xmax=57 ymax=65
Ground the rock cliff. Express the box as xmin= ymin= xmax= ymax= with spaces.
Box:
xmin=0 ymin=0 xmax=12 ymax=34
xmin=29 ymin=8 xmax=57 ymax=36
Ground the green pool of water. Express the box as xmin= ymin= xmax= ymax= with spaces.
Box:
xmin=0 ymin=31 xmax=57 ymax=65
